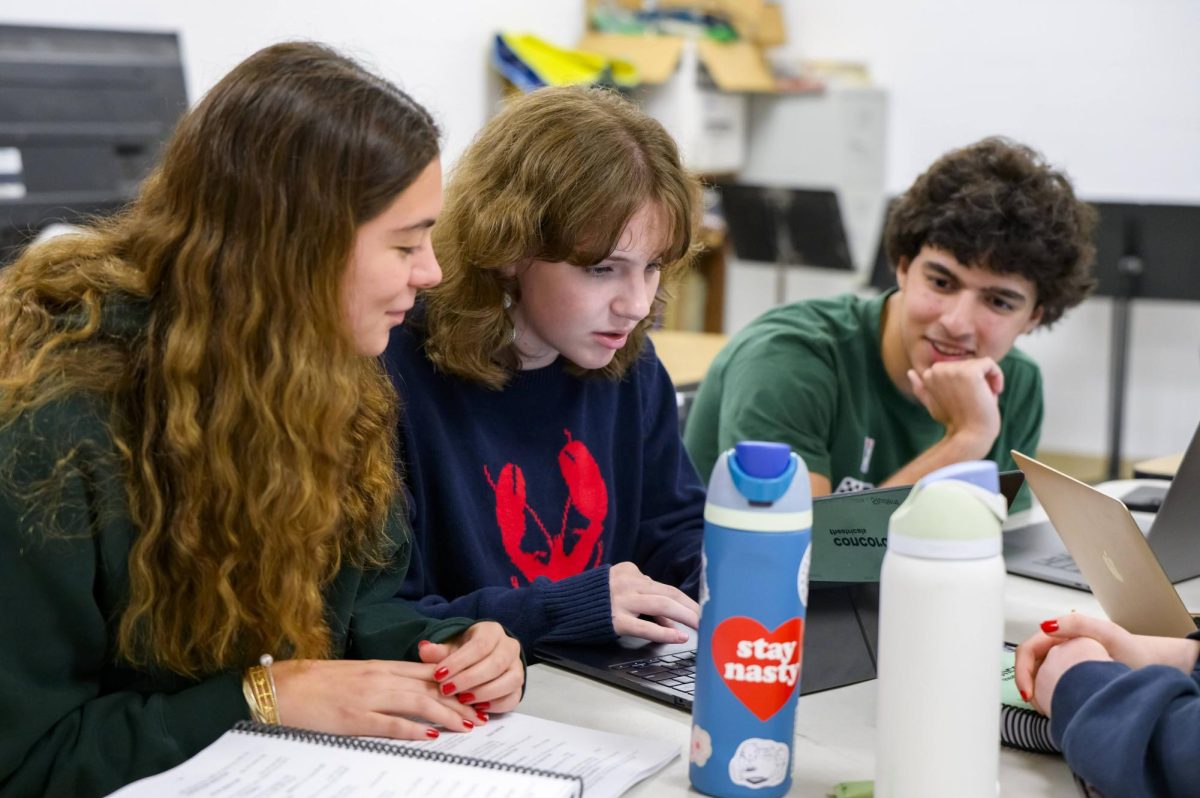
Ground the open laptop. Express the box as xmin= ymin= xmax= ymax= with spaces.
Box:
xmin=535 ymin=582 xmax=883 ymax=710
xmin=1007 ymin=449 xmax=1199 ymax=638
xmin=1005 ymin=423 xmax=1200 ymax=588
xmin=535 ymin=472 xmax=1025 ymax=710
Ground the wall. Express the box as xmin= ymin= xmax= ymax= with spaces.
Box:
xmin=5 ymin=1 xmax=1197 ymax=458
xmin=757 ymin=0 xmax=1200 ymax=459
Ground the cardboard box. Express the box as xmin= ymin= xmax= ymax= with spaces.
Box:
xmin=586 ymin=0 xmax=786 ymax=47
xmin=579 ymin=32 xmax=775 ymax=174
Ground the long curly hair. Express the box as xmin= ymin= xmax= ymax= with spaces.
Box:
xmin=423 ymin=85 xmax=702 ymax=389
xmin=0 ymin=42 xmax=440 ymax=676
xmin=885 ymin=136 xmax=1097 ymax=327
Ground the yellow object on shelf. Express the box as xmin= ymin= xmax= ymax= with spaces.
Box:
xmin=499 ymin=32 xmax=638 ymax=88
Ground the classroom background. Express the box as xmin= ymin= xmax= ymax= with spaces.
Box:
xmin=4 ymin=0 xmax=1199 ymax=471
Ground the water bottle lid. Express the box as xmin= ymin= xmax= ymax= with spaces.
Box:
xmin=733 ymin=441 xmax=791 ymax=478
xmin=886 ymin=460 xmax=1007 ymax=559
xmin=727 ymin=442 xmax=798 ymax=504
xmin=917 ymin=461 xmax=999 ymax=494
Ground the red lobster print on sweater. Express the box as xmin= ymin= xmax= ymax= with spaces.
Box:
xmin=485 ymin=430 xmax=608 ymax=586
xmin=384 ymin=308 xmax=705 ymax=649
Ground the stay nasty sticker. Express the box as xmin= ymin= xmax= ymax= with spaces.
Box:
xmin=711 ymin=616 xmax=803 ymax=721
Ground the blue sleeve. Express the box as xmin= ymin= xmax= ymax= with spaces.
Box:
xmin=397 ymin=565 xmax=614 ymax=651
xmin=1051 ymin=659 xmax=1200 ymax=797
xmin=631 ymin=346 xmax=704 ymax=597
xmin=393 ymin=486 xmax=615 ymax=650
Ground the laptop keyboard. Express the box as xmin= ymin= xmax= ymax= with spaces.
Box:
xmin=1033 ymin=552 xmax=1082 ymax=574
xmin=611 ymin=651 xmax=696 ymax=694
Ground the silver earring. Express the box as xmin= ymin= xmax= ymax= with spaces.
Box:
xmin=502 ymin=292 xmax=513 ymax=310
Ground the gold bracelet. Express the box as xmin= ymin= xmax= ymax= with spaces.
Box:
xmin=242 ymin=653 xmax=280 ymax=725
xmin=241 ymin=673 xmax=264 ymax=723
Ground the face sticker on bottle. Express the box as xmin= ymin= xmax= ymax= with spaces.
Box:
xmin=796 ymin=545 xmax=810 ymax=607
xmin=728 ymin=738 xmax=789 ymax=789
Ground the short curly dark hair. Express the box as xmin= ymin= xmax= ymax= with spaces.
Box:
xmin=885 ymin=137 xmax=1097 ymax=327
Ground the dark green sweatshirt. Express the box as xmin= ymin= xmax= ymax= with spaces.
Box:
xmin=0 ymin=390 xmax=474 ymax=798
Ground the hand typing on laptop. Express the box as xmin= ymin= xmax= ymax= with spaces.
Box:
xmin=610 ymin=562 xmax=701 ymax=644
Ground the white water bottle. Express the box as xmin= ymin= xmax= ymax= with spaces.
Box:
xmin=874 ymin=461 xmax=1007 ymax=798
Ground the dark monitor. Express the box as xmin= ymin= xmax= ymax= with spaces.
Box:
xmin=0 ymin=24 xmax=188 ymax=264
xmin=1088 ymin=202 xmax=1200 ymax=302
xmin=718 ymin=183 xmax=854 ymax=271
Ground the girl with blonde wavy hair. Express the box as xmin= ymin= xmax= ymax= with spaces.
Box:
xmin=0 ymin=42 xmax=522 ymax=798
xmin=382 ymin=85 xmax=707 ymax=650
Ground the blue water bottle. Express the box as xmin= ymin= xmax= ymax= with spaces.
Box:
xmin=689 ymin=441 xmax=812 ymax=798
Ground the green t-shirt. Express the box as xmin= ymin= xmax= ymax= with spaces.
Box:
xmin=684 ymin=290 xmax=1042 ymax=496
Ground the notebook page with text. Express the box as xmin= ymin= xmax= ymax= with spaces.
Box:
xmin=105 ymin=721 xmax=580 ymax=798
xmin=388 ymin=712 xmax=680 ymax=798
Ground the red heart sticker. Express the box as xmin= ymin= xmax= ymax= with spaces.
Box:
xmin=711 ymin=616 xmax=804 ymax=721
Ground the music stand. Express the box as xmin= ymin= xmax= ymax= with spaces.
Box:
xmin=1089 ymin=202 xmax=1200 ymax=479
xmin=867 ymin=198 xmax=897 ymax=291
xmin=718 ymin=184 xmax=854 ymax=306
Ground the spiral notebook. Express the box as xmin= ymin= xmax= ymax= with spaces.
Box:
xmin=107 ymin=720 xmax=585 ymax=797
xmin=107 ymin=712 xmax=680 ymax=798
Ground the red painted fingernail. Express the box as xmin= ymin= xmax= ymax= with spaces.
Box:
xmin=463 ymin=719 xmax=475 ymax=730
xmin=1041 ymin=619 xmax=1059 ymax=634
xmin=476 ymin=710 xmax=489 ymax=723
xmin=474 ymin=701 xmax=491 ymax=711
xmin=425 ymin=728 xmax=439 ymax=739
xmin=1019 ymin=689 xmax=1030 ymax=702
xmin=457 ymin=692 xmax=476 ymax=704
xmin=440 ymin=681 xmax=456 ymax=696
xmin=418 ymin=640 xmax=432 ymax=649
xmin=434 ymin=667 xmax=450 ymax=681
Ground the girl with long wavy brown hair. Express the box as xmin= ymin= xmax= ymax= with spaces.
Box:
xmin=0 ymin=42 xmax=522 ymax=798
xmin=382 ymin=85 xmax=707 ymax=651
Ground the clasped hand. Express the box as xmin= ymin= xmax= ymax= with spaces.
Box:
xmin=271 ymin=620 xmax=523 ymax=740
xmin=1015 ymin=613 xmax=1200 ymax=715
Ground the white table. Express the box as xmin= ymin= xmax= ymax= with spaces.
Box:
xmin=520 ymin=480 xmax=1200 ymax=796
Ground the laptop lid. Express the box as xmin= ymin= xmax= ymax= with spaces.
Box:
xmin=1011 ymin=451 xmax=1195 ymax=638
xmin=810 ymin=470 xmax=1025 ymax=583
xmin=1138 ymin=423 xmax=1200 ymax=581
xmin=1005 ymin=421 xmax=1200 ymax=588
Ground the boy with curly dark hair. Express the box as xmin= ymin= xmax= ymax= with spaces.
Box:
xmin=685 ymin=137 xmax=1097 ymax=497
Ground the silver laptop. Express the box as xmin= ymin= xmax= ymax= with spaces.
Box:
xmin=535 ymin=474 xmax=1025 ymax=709
xmin=1004 ymin=424 xmax=1200 ymax=598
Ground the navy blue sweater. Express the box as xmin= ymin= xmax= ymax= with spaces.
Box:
xmin=1052 ymin=634 xmax=1200 ymax=797
xmin=382 ymin=320 xmax=705 ymax=650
